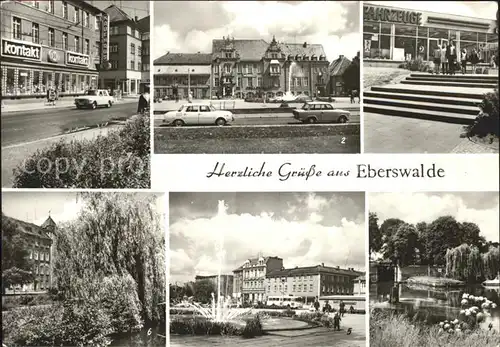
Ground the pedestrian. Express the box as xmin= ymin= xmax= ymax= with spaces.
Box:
xmin=470 ymin=47 xmax=480 ymax=73
xmin=491 ymin=54 xmax=497 ymax=68
xmin=350 ymin=90 xmax=354 ymax=104
xmin=339 ymin=300 xmax=346 ymax=317
xmin=188 ymin=90 xmax=193 ymax=103
xmin=314 ymin=297 xmax=320 ymax=312
xmin=460 ymin=48 xmax=468 ymax=74
xmin=333 ymin=311 xmax=342 ymax=331
xmin=323 ymin=300 xmax=332 ymax=314
xmin=441 ymin=42 xmax=448 ymax=75
xmin=433 ymin=44 xmax=441 ymax=74
xmin=349 ymin=305 xmax=355 ymax=314
xmin=137 ymin=93 xmax=148 ymax=115
xmin=447 ymin=40 xmax=457 ymax=75
xmin=47 ymin=87 xmax=56 ymax=106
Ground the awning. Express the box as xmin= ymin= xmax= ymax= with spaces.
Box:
xmin=270 ymin=59 xmax=279 ymax=64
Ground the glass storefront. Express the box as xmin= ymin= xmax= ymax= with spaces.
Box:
xmin=364 ymin=20 xmax=498 ymax=63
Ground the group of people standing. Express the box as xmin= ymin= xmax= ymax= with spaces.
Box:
xmin=313 ymin=299 xmax=348 ymax=331
xmin=433 ymin=40 xmax=482 ymax=75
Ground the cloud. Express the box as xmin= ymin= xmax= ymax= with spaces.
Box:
xmin=370 ymin=193 xmax=499 ymax=243
xmin=170 ymin=201 xmax=365 ymax=283
xmin=153 ymin=1 xmax=359 ymax=60
xmin=34 ymin=199 xmax=83 ymax=226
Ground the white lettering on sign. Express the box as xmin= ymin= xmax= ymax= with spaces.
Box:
xmin=2 ymin=39 xmax=41 ymax=60
xmin=67 ymin=52 xmax=89 ymax=66
xmin=100 ymin=13 xmax=109 ymax=64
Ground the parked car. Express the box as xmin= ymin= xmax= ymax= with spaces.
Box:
xmin=292 ymin=101 xmax=350 ymax=124
xmin=75 ymin=89 xmax=114 ymax=109
xmin=294 ymin=94 xmax=313 ymax=102
xmin=315 ymin=95 xmax=336 ymax=102
xmin=163 ymin=103 xmax=234 ymax=126
xmin=154 ymin=97 xmax=162 ymax=103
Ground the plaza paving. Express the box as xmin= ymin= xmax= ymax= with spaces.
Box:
xmin=170 ymin=314 xmax=366 ymax=347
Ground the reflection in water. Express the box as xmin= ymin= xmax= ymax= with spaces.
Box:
xmin=109 ymin=327 xmax=166 ymax=347
xmin=370 ymin=282 xmax=500 ymax=331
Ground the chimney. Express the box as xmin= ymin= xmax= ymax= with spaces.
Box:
xmin=321 ymin=263 xmax=324 ymax=267
xmin=336 ymin=266 xmax=339 ymax=269
xmin=339 ymin=55 xmax=344 ymax=59
xmin=134 ymin=16 xmax=138 ymax=22
xmin=303 ymin=42 xmax=307 ymax=48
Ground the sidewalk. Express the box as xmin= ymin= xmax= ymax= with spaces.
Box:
xmin=1 ymin=96 xmax=138 ymax=114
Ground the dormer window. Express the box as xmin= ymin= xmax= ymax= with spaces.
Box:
xmin=303 ymin=55 xmax=308 ymax=60
xmin=319 ymin=55 xmax=325 ymax=61
xmin=295 ymin=55 xmax=301 ymax=60
xmin=311 ymin=55 xmax=317 ymax=61
xmin=287 ymin=55 xmax=293 ymax=60
xmin=225 ymin=52 xmax=232 ymax=58
xmin=271 ymin=53 xmax=278 ymax=59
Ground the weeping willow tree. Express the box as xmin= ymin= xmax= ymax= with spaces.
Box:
xmin=482 ymin=246 xmax=500 ymax=280
xmin=445 ymin=244 xmax=483 ymax=281
xmin=53 ymin=192 xmax=166 ymax=323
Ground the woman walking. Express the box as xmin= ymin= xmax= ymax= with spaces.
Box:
xmin=441 ymin=42 xmax=448 ymax=75
xmin=433 ymin=44 xmax=441 ymax=74
xmin=460 ymin=48 xmax=468 ymax=74
xmin=470 ymin=48 xmax=480 ymax=73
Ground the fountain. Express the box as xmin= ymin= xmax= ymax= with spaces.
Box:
xmin=282 ymin=61 xmax=297 ymax=102
xmin=181 ymin=200 xmax=252 ymax=323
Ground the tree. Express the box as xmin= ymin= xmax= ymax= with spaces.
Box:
xmin=383 ymin=223 xmax=419 ymax=268
xmin=415 ymin=221 xmax=429 ymax=266
xmin=446 ymin=244 xmax=483 ymax=281
xmin=422 ymin=216 xmax=462 ymax=267
xmin=1 ymin=214 xmax=34 ymax=293
xmin=193 ymin=279 xmax=216 ymax=304
xmin=459 ymin=222 xmax=486 ymax=251
xmin=342 ymin=53 xmax=360 ymax=92
xmin=379 ymin=218 xmax=406 ymax=250
xmin=482 ymin=246 xmax=500 ymax=280
xmin=53 ymin=193 xmax=165 ymax=323
xmin=369 ymin=212 xmax=381 ymax=255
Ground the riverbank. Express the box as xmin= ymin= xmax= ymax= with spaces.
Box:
xmin=370 ymin=311 xmax=499 ymax=347
xmin=406 ymin=276 xmax=465 ymax=288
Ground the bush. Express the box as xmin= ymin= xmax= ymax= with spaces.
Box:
xmin=403 ymin=57 xmax=432 ymax=72
xmin=2 ymin=294 xmax=56 ymax=311
xmin=242 ymin=315 xmax=263 ymax=338
xmin=169 ymin=317 xmax=240 ymax=336
xmin=12 ymin=113 xmax=150 ymax=188
xmin=464 ymin=89 xmax=499 ymax=138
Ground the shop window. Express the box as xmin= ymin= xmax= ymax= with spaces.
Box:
xmin=363 ymin=21 xmax=379 ymax=34
xmin=18 ymin=70 xmax=31 ymax=95
xmin=32 ymin=23 xmax=39 ymax=44
xmin=395 ymin=24 xmax=417 ymax=37
xmin=13 ymin=17 xmax=21 ymax=40
xmin=48 ymin=28 xmax=55 ymax=47
xmin=62 ymin=73 xmax=70 ymax=92
xmin=380 ymin=35 xmax=391 ymax=59
xmin=395 ymin=36 xmax=416 ymax=61
xmin=429 ymin=27 xmax=448 ymax=39
xmin=6 ymin=69 xmax=15 ymax=95
xmin=33 ymin=71 xmax=40 ymax=93
xmin=417 ymin=38 xmax=427 ymax=60
xmin=380 ymin=23 xmax=391 ymax=35
xmin=71 ymin=74 xmax=77 ymax=92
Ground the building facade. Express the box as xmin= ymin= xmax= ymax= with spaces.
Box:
xmin=363 ymin=3 xmax=498 ymax=66
xmin=3 ymin=214 xmax=56 ymax=294
xmin=98 ymin=5 xmax=149 ymax=95
xmin=327 ymin=55 xmax=352 ymax=96
xmin=212 ymin=36 xmax=330 ymax=99
xmin=194 ymin=274 xmax=234 ymax=298
xmin=232 ymin=256 xmax=283 ymax=304
xmin=266 ymin=264 xmax=364 ymax=303
xmin=1 ymin=0 xmax=108 ymax=99
xmin=153 ymin=52 xmax=211 ymax=99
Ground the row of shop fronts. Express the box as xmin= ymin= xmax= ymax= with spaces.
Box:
xmin=363 ymin=3 xmax=498 ymax=66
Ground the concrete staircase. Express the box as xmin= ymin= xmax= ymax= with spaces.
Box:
xmin=363 ymin=73 xmax=498 ymax=124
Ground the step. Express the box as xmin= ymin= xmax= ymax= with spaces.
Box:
xmin=370 ymin=86 xmax=487 ymax=99
xmin=406 ymin=76 xmax=497 ymax=84
xmin=362 ymin=104 xmax=476 ymax=125
xmin=410 ymin=73 xmax=498 ymax=81
xmin=401 ymin=80 xmax=498 ymax=88
xmin=363 ymin=97 xmax=480 ymax=116
xmin=363 ymin=90 xmax=482 ymax=107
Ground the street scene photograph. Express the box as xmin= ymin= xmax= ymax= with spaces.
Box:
xmin=363 ymin=1 xmax=499 ymax=154
xmin=1 ymin=191 xmax=166 ymax=346
xmin=369 ymin=192 xmax=500 ymax=347
xmin=152 ymin=1 xmax=361 ymax=154
xmin=169 ymin=192 xmax=366 ymax=347
xmin=1 ymin=0 xmax=151 ymax=188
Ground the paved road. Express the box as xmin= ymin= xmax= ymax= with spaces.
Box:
xmin=1 ymin=103 xmax=137 ymax=147
xmin=154 ymin=112 xmax=360 ymax=128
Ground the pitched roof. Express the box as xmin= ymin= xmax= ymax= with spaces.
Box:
xmin=233 ymin=256 xmax=283 ymax=272
xmin=41 ymin=216 xmax=57 ymax=230
xmin=279 ymin=43 xmax=326 ymax=58
xmin=104 ymin=4 xmax=132 ymax=22
xmin=267 ymin=265 xmax=363 ymax=278
xmin=154 ymin=53 xmax=212 ymax=65
xmin=2 ymin=214 xmax=53 ymax=240
xmin=329 ymin=55 xmax=352 ymax=76
xmin=136 ymin=15 xmax=150 ymax=34
xmin=212 ymin=39 xmax=269 ymax=61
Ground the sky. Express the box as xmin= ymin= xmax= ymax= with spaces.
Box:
xmin=2 ymin=192 xmax=165 ymax=227
xmin=153 ymin=1 xmax=360 ymax=61
xmin=370 ymin=192 xmax=499 ymax=243
xmin=169 ymin=192 xmax=366 ymax=284
xmin=88 ymin=0 xmax=150 ymax=19
xmin=365 ymin=1 xmax=497 ymax=20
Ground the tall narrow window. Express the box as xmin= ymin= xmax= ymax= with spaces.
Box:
xmin=48 ymin=28 xmax=55 ymax=47
xmin=84 ymin=39 xmax=90 ymax=55
xmin=74 ymin=6 xmax=80 ymax=23
xmin=84 ymin=11 xmax=89 ymax=27
xmin=62 ymin=33 xmax=68 ymax=50
xmin=47 ymin=0 xmax=54 ymax=14
xmin=31 ymin=23 xmax=39 ymax=44
xmin=13 ymin=17 xmax=21 ymax=40
xmin=62 ymin=2 xmax=68 ymax=20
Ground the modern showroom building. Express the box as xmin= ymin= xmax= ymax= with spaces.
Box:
xmin=363 ymin=3 xmax=498 ymax=67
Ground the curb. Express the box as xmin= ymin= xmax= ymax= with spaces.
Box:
xmin=1 ymin=99 xmax=137 ymax=115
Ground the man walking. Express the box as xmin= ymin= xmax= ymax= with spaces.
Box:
xmin=333 ymin=311 xmax=342 ymax=331
xmin=314 ymin=297 xmax=320 ymax=312
xmin=433 ymin=44 xmax=441 ymax=74
xmin=339 ymin=300 xmax=346 ymax=317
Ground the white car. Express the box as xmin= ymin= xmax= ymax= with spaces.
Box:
xmin=163 ymin=103 xmax=234 ymax=126
xmin=75 ymin=89 xmax=114 ymax=109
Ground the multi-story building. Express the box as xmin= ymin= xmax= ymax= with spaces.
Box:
xmin=99 ymin=5 xmax=149 ymax=95
xmin=153 ymin=52 xmax=211 ymax=99
xmin=232 ymin=255 xmax=283 ymax=303
xmin=265 ymin=264 xmax=364 ymax=303
xmin=194 ymin=274 xmax=234 ymax=298
xmin=212 ymin=36 xmax=330 ymax=99
xmin=3 ymin=214 xmax=56 ymax=293
xmin=353 ymin=274 xmax=366 ymax=295
xmin=1 ymin=0 xmax=108 ymax=99
xmin=327 ymin=54 xmax=352 ymax=96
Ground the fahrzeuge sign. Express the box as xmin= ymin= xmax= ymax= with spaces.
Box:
xmin=66 ymin=52 xmax=90 ymax=67
xmin=1 ymin=39 xmax=41 ymax=61
xmin=100 ymin=13 xmax=110 ymax=65
xmin=364 ymin=6 xmax=422 ymax=26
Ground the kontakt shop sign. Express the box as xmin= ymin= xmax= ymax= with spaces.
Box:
xmin=66 ymin=52 xmax=90 ymax=67
xmin=1 ymin=39 xmax=41 ymax=61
